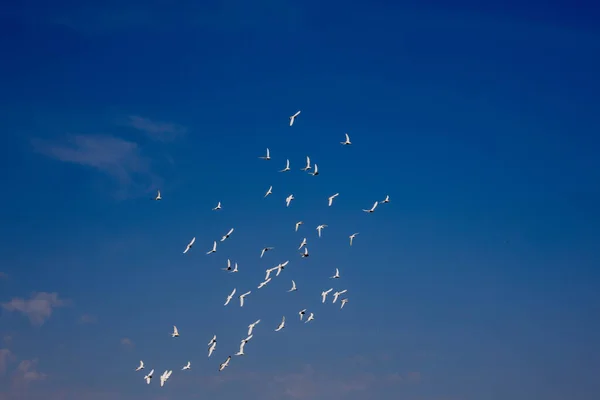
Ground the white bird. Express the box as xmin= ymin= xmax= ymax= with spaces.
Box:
xmin=258 ymin=278 xmax=271 ymax=289
xmin=182 ymin=361 xmax=191 ymax=370
xmin=340 ymin=298 xmax=349 ymax=309
xmin=288 ymin=280 xmax=297 ymax=292
xmin=310 ymin=164 xmax=319 ymax=176
xmin=316 ymin=224 xmax=328 ymax=237
xmin=301 ymin=156 xmax=311 ymax=171
xmin=222 ymin=259 xmax=233 ymax=271
xmin=265 ymin=267 xmax=276 ymax=281
xmin=275 ymin=316 xmax=285 ymax=332
xmin=207 ymin=240 xmax=217 ymax=254
xmin=332 ymin=289 xmax=347 ymax=303
xmin=349 ymin=232 xmax=359 ymax=246
xmin=224 ymin=288 xmax=237 ymax=306
xmin=212 ymin=201 xmax=222 ymax=211
xmin=231 ymin=262 xmax=239 ymax=273
xmin=363 ymin=201 xmax=378 ymax=213
xmin=239 ymin=291 xmax=251 ymax=307
xmin=221 ymin=228 xmax=234 ymax=242
xmin=160 ymin=370 xmax=172 ymax=387
xmin=321 ymin=288 xmax=333 ymax=303
xmin=286 ymin=194 xmax=294 ymax=207
xmin=183 ymin=237 xmax=195 ymax=254
xmin=331 ymin=268 xmax=340 ymax=279
xmin=289 ymin=110 xmax=301 ymax=126
xmin=279 ymin=159 xmax=291 ymax=172
xmin=298 ymin=237 xmax=307 ymax=250
xmin=219 ymin=356 xmax=231 ymax=371
xmin=299 ymin=309 xmax=306 ymax=320
xmin=275 ymin=260 xmax=289 ymax=277
xmin=264 ymin=185 xmax=273 ymax=197
xmin=259 ymin=148 xmax=271 ymax=160
xmin=382 ymin=194 xmax=390 ymax=203
xmin=328 ymin=193 xmax=339 ymax=206
xmin=248 ymin=319 xmax=260 ymax=336
xmin=301 ymin=247 xmax=309 ymax=258
xmin=305 ymin=312 xmax=315 ymax=323
xmin=208 ymin=341 xmax=217 ymax=358
xmin=171 ymin=325 xmax=179 ymax=337
xmin=153 ymin=190 xmax=162 ymax=200
xmin=144 ymin=369 xmax=154 ymax=385
xmin=341 ymin=133 xmax=352 ymax=145
xmin=260 ymin=247 xmax=274 ymax=258
xmin=135 ymin=360 xmax=144 ymax=371
xmin=236 ymin=335 xmax=253 ymax=356
xmin=208 ymin=335 xmax=217 ymax=346
xmin=295 ymin=221 xmax=303 ymax=231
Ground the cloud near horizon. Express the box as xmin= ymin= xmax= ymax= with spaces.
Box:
xmin=1 ymin=292 xmax=67 ymax=326
xmin=126 ymin=115 xmax=187 ymax=141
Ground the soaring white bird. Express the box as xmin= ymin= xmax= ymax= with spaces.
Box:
xmin=289 ymin=110 xmax=301 ymax=126
xmin=321 ymin=288 xmax=333 ymax=303
xmin=182 ymin=361 xmax=191 ymax=370
xmin=208 ymin=335 xmax=217 ymax=346
xmin=349 ymin=232 xmax=359 ymax=246
xmin=224 ymin=288 xmax=237 ymax=306
xmin=301 ymin=247 xmax=309 ymax=258
xmin=275 ymin=316 xmax=286 ymax=332
xmin=310 ymin=164 xmax=319 ymax=176
xmin=258 ymin=278 xmax=271 ymax=289
xmin=305 ymin=312 xmax=315 ymax=323
xmin=316 ymin=224 xmax=328 ymax=237
xmin=285 ymin=194 xmax=295 ymax=207
xmin=295 ymin=221 xmax=303 ymax=231
xmin=135 ymin=360 xmax=144 ymax=371
xmin=160 ymin=370 xmax=172 ymax=387
xmin=207 ymin=240 xmax=217 ymax=254
xmin=208 ymin=341 xmax=217 ymax=358
xmin=248 ymin=319 xmax=260 ymax=336
xmin=265 ymin=185 xmax=273 ymax=197
xmin=221 ymin=228 xmax=234 ymax=242
xmin=219 ymin=356 xmax=231 ymax=371
xmin=288 ymin=280 xmax=297 ymax=292
xmin=153 ymin=190 xmax=162 ymax=200
xmin=341 ymin=133 xmax=352 ymax=145
xmin=222 ymin=259 xmax=233 ymax=271
xmin=363 ymin=201 xmax=378 ymax=213
xmin=299 ymin=309 xmax=306 ymax=320
xmin=183 ymin=237 xmax=195 ymax=254
xmin=239 ymin=291 xmax=251 ymax=307
xmin=328 ymin=193 xmax=339 ymax=206
xmin=275 ymin=260 xmax=289 ymax=277
xmin=231 ymin=262 xmax=239 ymax=273
xmin=144 ymin=369 xmax=154 ymax=385
xmin=332 ymin=289 xmax=348 ymax=303
xmin=212 ymin=202 xmax=222 ymax=211
xmin=171 ymin=325 xmax=179 ymax=337
xmin=265 ymin=267 xmax=276 ymax=281
xmin=259 ymin=148 xmax=271 ymax=160
xmin=301 ymin=156 xmax=311 ymax=171
xmin=236 ymin=335 xmax=253 ymax=356
xmin=340 ymin=298 xmax=349 ymax=309
xmin=260 ymin=247 xmax=274 ymax=258
xmin=382 ymin=194 xmax=390 ymax=203
xmin=331 ymin=268 xmax=341 ymax=279
xmin=298 ymin=237 xmax=307 ymax=250
xmin=279 ymin=159 xmax=291 ymax=172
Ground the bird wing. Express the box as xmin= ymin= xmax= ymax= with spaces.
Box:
xmin=345 ymin=133 xmax=350 ymax=141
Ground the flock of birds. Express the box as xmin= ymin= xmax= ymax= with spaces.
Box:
xmin=136 ymin=111 xmax=390 ymax=387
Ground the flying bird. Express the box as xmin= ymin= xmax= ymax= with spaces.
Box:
xmin=258 ymin=278 xmax=271 ymax=289
xmin=340 ymin=298 xmax=349 ymax=309
xmin=222 ymin=259 xmax=233 ymax=271
xmin=349 ymin=232 xmax=359 ymax=246
xmin=286 ymin=194 xmax=295 ymax=207
xmin=305 ymin=312 xmax=315 ymax=323
xmin=316 ymin=224 xmax=328 ymax=237
xmin=208 ymin=342 xmax=217 ymax=358
xmin=295 ymin=221 xmax=303 ymax=231
xmin=171 ymin=325 xmax=179 ymax=338
xmin=183 ymin=237 xmax=196 ymax=254
xmin=239 ymin=291 xmax=251 ymax=307
xmin=275 ymin=260 xmax=289 ymax=277
xmin=301 ymin=247 xmax=309 ymax=258
xmin=259 ymin=148 xmax=271 ymax=160
xmin=310 ymin=164 xmax=319 ymax=176
xmin=213 ymin=202 xmax=222 ymax=211
xmin=135 ymin=360 xmax=144 ymax=371
xmin=341 ymin=133 xmax=352 ymax=145
xmin=289 ymin=110 xmax=301 ymax=126
xmin=236 ymin=335 xmax=253 ymax=356
xmin=182 ymin=361 xmax=191 ymax=370
xmin=224 ymin=288 xmax=237 ymax=306
xmin=153 ymin=190 xmax=162 ymax=201
xmin=298 ymin=238 xmax=307 ymax=250
xmin=328 ymin=193 xmax=339 ymax=206
xmin=248 ymin=319 xmax=260 ymax=336
xmin=275 ymin=316 xmax=286 ymax=332
xmin=279 ymin=159 xmax=291 ymax=172
xmin=264 ymin=185 xmax=273 ymax=197
xmin=208 ymin=335 xmax=217 ymax=346
xmin=160 ymin=370 xmax=172 ymax=387
xmin=331 ymin=268 xmax=341 ymax=279
xmin=299 ymin=309 xmax=306 ymax=320
xmin=221 ymin=228 xmax=234 ymax=241
xmin=362 ymin=201 xmax=378 ymax=213
xmin=382 ymin=194 xmax=390 ymax=203
xmin=321 ymin=288 xmax=333 ymax=303
xmin=265 ymin=267 xmax=275 ymax=281
xmin=260 ymin=247 xmax=274 ymax=258
xmin=219 ymin=356 xmax=231 ymax=371
xmin=301 ymin=156 xmax=311 ymax=171
xmin=231 ymin=262 xmax=239 ymax=273
xmin=288 ymin=280 xmax=297 ymax=292
xmin=144 ymin=369 xmax=154 ymax=385
xmin=332 ymin=289 xmax=348 ymax=303
xmin=207 ymin=240 xmax=217 ymax=254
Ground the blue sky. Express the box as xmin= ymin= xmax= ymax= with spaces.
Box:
xmin=1 ymin=1 xmax=599 ymax=399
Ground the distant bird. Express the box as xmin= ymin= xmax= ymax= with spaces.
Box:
xmin=265 ymin=267 xmax=275 ymax=281
xmin=362 ymin=201 xmax=378 ymax=213
xmin=258 ymin=278 xmax=271 ymax=289
xmin=183 ymin=237 xmax=195 ymax=254
xmin=328 ymin=193 xmax=339 ymax=206
xmin=305 ymin=312 xmax=315 ymax=323
xmin=316 ymin=224 xmax=328 ymax=237
xmin=265 ymin=185 xmax=273 ymax=197
xmin=321 ymin=288 xmax=333 ymax=303
xmin=248 ymin=319 xmax=260 ymax=336
xmin=222 ymin=259 xmax=233 ymax=271
xmin=171 ymin=325 xmax=179 ymax=338
xmin=340 ymin=298 xmax=349 ymax=309
xmin=160 ymin=370 xmax=172 ymax=387
xmin=236 ymin=335 xmax=253 ymax=356
xmin=213 ymin=202 xmax=222 ymax=211
xmin=182 ymin=361 xmax=191 ymax=370
xmin=135 ymin=360 xmax=144 ymax=371
xmin=299 ymin=309 xmax=307 ymax=320
xmin=275 ymin=261 xmax=288 ymax=277
xmin=279 ymin=159 xmax=291 ymax=172
xmin=295 ymin=221 xmax=304 ymax=231
xmin=288 ymin=280 xmax=297 ymax=292
xmin=144 ymin=369 xmax=154 ymax=385
xmin=208 ymin=342 xmax=217 ymax=358
xmin=224 ymin=288 xmax=237 ymax=306
xmin=301 ymin=156 xmax=311 ymax=171
xmin=239 ymin=291 xmax=251 ymax=307
xmin=219 ymin=356 xmax=231 ymax=371
xmin=153 ymin=190 xmax=162 ymax=201
xmin=275 ymin=316 xmax=286 ymax=332
xmin=381 ymin=195 xmax=390 ymax=203
xmin=301 ymin=247 xmax=309 ymax=258
xmin=260 ymin=247 xmax=274 ymax=258
xmin=259 ymin=148 xmax=271 ymax=160
xmin=331 ymin=268 xmax=340 ymax=279
xmin=231 ymin=262 xmax=239 ymax=273
xmin=298 ymin=238 xmax=307 ymax=250
xmin=286 ymin=194 xmax=295 ymax=207
xmin=341 ymin=133 xmax=352 ymax=145
xmin=349 ymin=232 xmax=359 ymax=246
xmin=310 ymin=164 xmax=319 ymax=176
xmin=221 ymin=228 xmax=234 ymax=242
xmin=208 ymin=335 xmax=217 ymax=346
xmin=207 ymin=240 xmax=217 ymax=254
xmin=332 ymin=289 xmax=348 ymax=303
xmin=289 ymin=110 xmax=301 ymax=126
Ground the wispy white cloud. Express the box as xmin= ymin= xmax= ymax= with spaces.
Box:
xmin=78 ymin=314 xmax=98 ymax=324
xmin=0 ymin=349 xmax=12 ymax=375
xmin=126 ymin=115 xmax=187 ymax=142
xmin=1 ymin=292 xmax=67 ymax=326
xmin=11 ymin=359 xmax=47 ymax=387
xmin=120 ymin=338 xmax=134 ymax=348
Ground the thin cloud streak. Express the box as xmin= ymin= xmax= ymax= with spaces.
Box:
xmin=126 ymin=115 xmax=187 ymax=141
xmin=1 ymin=292 xmax=67 ymax=327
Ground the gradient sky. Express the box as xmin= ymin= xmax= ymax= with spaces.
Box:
xmin=1 ymin=1 xmax=599 ymax=399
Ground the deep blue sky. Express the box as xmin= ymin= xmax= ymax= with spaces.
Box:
xmin=0 ymin=1 xmax=599 ymax=399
